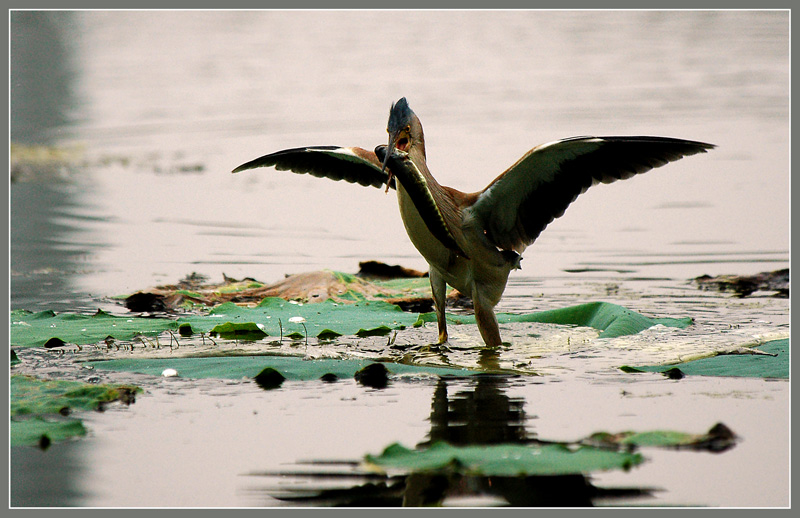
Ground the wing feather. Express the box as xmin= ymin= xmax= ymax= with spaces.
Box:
xmin=470 ymin=136 xmax=715 ymax=252
xmin=232 ymin=146 xmax=394 ymax=190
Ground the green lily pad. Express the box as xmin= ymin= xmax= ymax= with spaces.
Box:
xmin=207 ymin=321 xmax=268 ymax=340
xmin=88 ymin=355 xmax=477 ymax=381
xmin=9 ymin=298 xmax=418 ymax=348
xmin=177 ymin=298 xmax=418 ymax=339
xmin=10 ymin=375 xmax=140 ymax=446
xmin=10 ymin=309 xmax=177 ymax=348
xmin=11 ymin=300 xmax=691 ymax=350
xmin=11 ymin=375 xmax=139 ymax=416
xmin=364 ymin=441 xmax=643 ymax=477
xmin=416 ymin=301 xmax=693 ymax=338
xmin=10 ymin=417 xmax=87 ymax=447
xmin=622 ymin=338 xmax=788 ymax=379
xmin=586 ymin=423 xmax=737 ymax=452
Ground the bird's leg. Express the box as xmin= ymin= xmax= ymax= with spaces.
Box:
xmin=472 ymin=285 xmax=502 ymax=348
xmin=429 ymin=268 xmax=448 ymax=344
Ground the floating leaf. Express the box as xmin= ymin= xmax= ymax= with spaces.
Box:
xmin=88 ymin=355 xmax=476 ymax=381
xmin=209 ymin=321 xmax=268 ymax=340
xmin=177 ymin=298 xmax=417 ymax=339
xmin=364 ymin=441 xmax=644 ymax=477
xmin=11 ymin=375 xmax=139 ymax=416
xmin=586 ymin=423 xmax=737 ymax=452
xmin=10 ymin=417 xmax=87 ymax=448
xmin=415 ymin=301 xmax=693 ymax=338
xmin=622 ymin=338 xmax=788 ymax=379
xmin=11 ymin=301 xmax=693 ymax=350
xmin=10 ymin=309 xmax=176 ymax=348
xmin=10 ymin=375 xmax=140 ymax=446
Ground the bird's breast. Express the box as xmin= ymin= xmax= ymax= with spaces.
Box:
xmin=395 ymin=184 xmax=474 ymax=295
xmin=395 ymin=184 xmax=514 ymax=303
xmin=396 ymin=183 xmax=458 ymax=272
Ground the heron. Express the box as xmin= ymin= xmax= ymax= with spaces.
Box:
xmin=233 ymin=97 xmax=714 ymax=348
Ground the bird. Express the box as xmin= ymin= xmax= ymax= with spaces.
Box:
xmin=232 ymin=97 xmax=714 ymax=348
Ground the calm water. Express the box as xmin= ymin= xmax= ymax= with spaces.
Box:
xmin=9 ymin=10 xmax=790 ymax=507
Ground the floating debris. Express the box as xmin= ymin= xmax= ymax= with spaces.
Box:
xmin=693 ymin=269 xmax=788 ymax=298
xmin=356 ymin=260 xmax=427 ymax=279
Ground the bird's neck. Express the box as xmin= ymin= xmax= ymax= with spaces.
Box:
xmin=402 ymin=148 xmax=465 ymax=247
xmin=408 ymin=145 xmax=432 ymax=182
xmin=411 ymin=132 xmax=426 ymax=162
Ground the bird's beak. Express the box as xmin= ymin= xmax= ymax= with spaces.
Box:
xmin=381 ymin=129 xmax=401 ymax=194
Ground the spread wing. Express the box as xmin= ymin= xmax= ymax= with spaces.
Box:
xmin=232 ymin=146 xmax=395 ymax=189
xmin=469 ymin=136 xmax=715 ymax=253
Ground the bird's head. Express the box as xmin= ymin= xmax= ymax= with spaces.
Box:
xmin=381 ymin=97 xmax=425 ymax=192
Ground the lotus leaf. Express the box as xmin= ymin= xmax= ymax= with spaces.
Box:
xmin=623 ymin=338 xmax=788 ymax=378
xmin=415 ymin=301 xmax=693 ymax=338
xmin=11 ymin=301 xmax=692 ymax=349
xmin=10 ymin=375 xmax=140 ymax=446
xmin=88 ymin=355 xmax=476 ymax=381
xmin=364 ymin=441 xmax=644 ymax=477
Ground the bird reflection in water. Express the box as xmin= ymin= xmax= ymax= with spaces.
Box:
xmin=402 ymin=372 xmax=647 ymax=507
xmin=248 ymin=370 xmax=650 ymax=507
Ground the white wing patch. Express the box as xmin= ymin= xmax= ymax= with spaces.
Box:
xmin=534 ymin=136 xmax=603 ymax=153
xmin=316 ymin=147 xmax=382 ymax=170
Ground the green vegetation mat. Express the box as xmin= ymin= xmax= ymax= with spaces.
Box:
xmin=11 ymin=300 xmax=691 ymax=348
xmin=11 ymin=298 xmax=786 ymax=378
